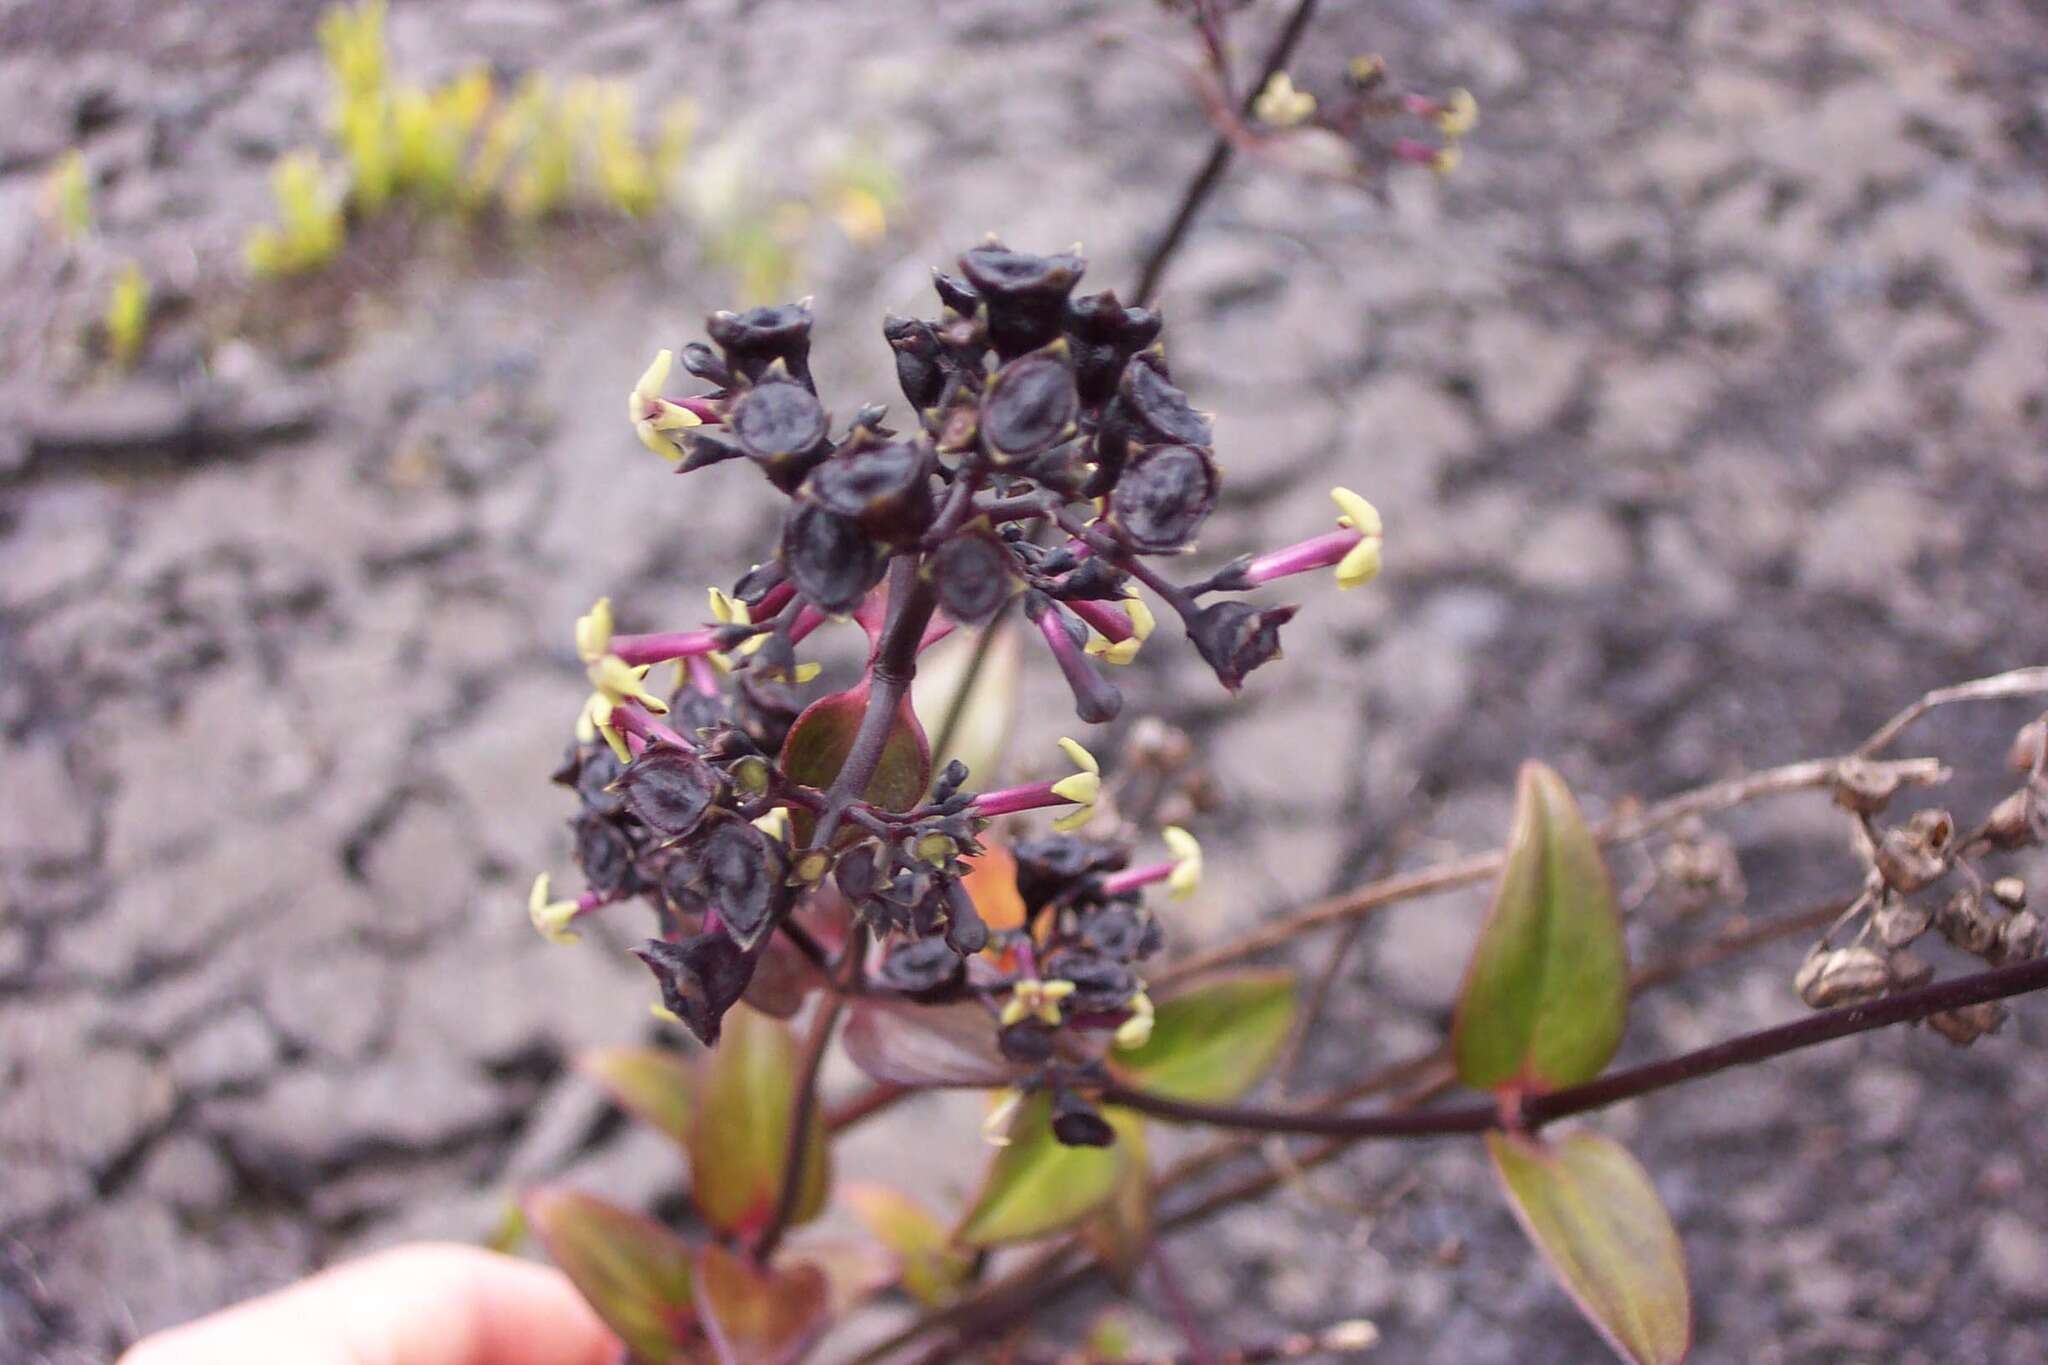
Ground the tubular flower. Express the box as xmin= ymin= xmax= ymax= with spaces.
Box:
xmin=1163 ymin=825 xmax=1202 ymax=900
xmin=1000 ymin=976 xmax=1077 ymax=1028
xmin=527 ymin=873 xmax=581 ymax=945
xmin=628 ymin=349 xmax=703 ymax=462
xmin=1331 ymin=487 xmax=1384 ymax=589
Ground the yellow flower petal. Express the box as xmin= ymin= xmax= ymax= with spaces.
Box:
xmin=1051 ymin=771 xmax=1101 ymax=806
xmin=575 ymin=597 xmax=614 ymax=664
xmin=1052 ymin=803 xmax=1095 ymax=834
xmin=1056 ymin=736 xmax=1099 ymax=776
xmin=632 ymin=348 xmax=673 ymax=404
xmin=1439 ymin=88 xmax=1479 ymax=138
xmin=1124 ymin=593 xmax=1156 ymax=642
xmin=1163 ymin=826 xmax=1202 ymax=900
xmin=1253 ymin=72 xmax=1317 ymax=128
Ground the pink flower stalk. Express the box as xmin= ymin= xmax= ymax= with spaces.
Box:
xmin=1244 ymin=528 xmax=1361 ymax=586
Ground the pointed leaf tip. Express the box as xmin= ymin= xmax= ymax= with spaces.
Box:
xmin=1453 ymin=761 xmax=1627 ymax=1094
xmin=1488 ymin=1131 xmax=1691 ymax=1364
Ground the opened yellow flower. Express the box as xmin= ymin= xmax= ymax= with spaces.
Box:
xmin=1439 ymin=88 xmax=1479 ymax=138
xmin=1084 ymin=592 xmax=1156 ymax=666
xmin=1163 ymin=826 xmax=1202 ymax=900
xmin=573 ymin=596 xmax=667 ymax=761
xmin=527 ymin=873 xmax=580 ymax=945
xmin=1001 ymin=976 xmax=1076 ymax=1028
xmin=1331 ymin=487 xmax=1384 ymax=589
xmin=1051 ymin=736 xmax=1101 ymax=833
xmin=1114 ymin=991 xmax=1156 ymax=1050
xmin=1253 ymin=72 xmax=1318 ymax=128
xmin=628 ymin=349 xmax=702 ymax=462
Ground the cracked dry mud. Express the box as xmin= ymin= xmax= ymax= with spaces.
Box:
xmin=4 ymin=1 xmax=2048 ymax=1362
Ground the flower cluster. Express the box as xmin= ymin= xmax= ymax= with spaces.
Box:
xmin=530 ymin=243 xmax=1382 ymax=1123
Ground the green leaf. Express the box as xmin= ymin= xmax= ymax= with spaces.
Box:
xmin=578 ymin=1046 xmax=695 ymax=1150
xmin=957 ymin=1096 xmax=1138 ymax=1247
xmin=1078 ymin=1114 xmax=1152 ymax=1288
xmin=779 ymin=683 xmax=930 ymax=844
xmin=693 ymin=1243 xmax=829 ymax=1365
xmin=687 ymin=1004 xmax=830 ymax=1236
xmin=843 ymin=1183 xmax=974 ymax=1308
xmin=1487 ymin=1131 xmax=1691 ymax=1365
xmin=910 ymin=622 xmax=1021 ymax=792
xmin=1453 ymin=761 xmax=1627 ymax=1094
xmin=524 ymin=1186 xmax=697 ymax=1364
xmin=1110 ymin=970 xmax=1297 ymax=1103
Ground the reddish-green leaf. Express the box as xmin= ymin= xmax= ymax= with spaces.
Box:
xmin=956 ymin=1096 xmax=1139 ymax=1247
xmin=778 ymin=1237 xmax=898 ymax=1317
xmin=843 ymin=1183 xmax=974 ymax=1308
xmin=578 ymin=1046 xmax=695 ymax=1150
xmin=841 ymin=1000 xmax=1014 ymax=1089
xmin=779 ymin=684 xmax=930 ymax=843
xmin=524 ymin=1186 xmax=697 ymax=1363
xmin=687 ymin=1004 xmax=830 ymax=1236
xmin=1453 ymin=761 xmax=1627 ymax=1094
xmin=693 ymin=1243 xmax=829 ymax=1365
xmin=1078 ymin=1113 xmax=1152 ymax=1288
xmin=1488 ymin=1131 xmax=1691 ymax=1365
xmin=1110 ymin=970 xmax=1297 ymax=1103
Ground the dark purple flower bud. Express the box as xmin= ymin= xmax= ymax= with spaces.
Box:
xmin=929 ymin=528 xmax=1019 ymax=625
xmin=731 ymin=378 xmax=830 ymax=492
xmin=1109 ymin=444 xmax=1218 ymax=551
xmin=707 ymin=303 xmax=814 ymax=389
xmin=731 ymin=560 xmax=788 ymax=608
xmin=931 ymin=758 xmax=971 ymax=802
xmin=634 ymin=932 xmax=755 ymax=1046
xmin=875 ymin=937 xmax=967 ymax=1002
xmin=780 ymin=502 xmax=887 ymax=616
xmin=566 ymin=743 xmax=626 ymax=817
xmin=575 ymin=815 xmax=638 ymax=897
xmin=834 ymin=842 xmax=881 ymax=906
xmin=1188 ymin=599 xmax=1298 ymax=691
xmin=1064 ymin=290 xmax=1162 ymax=406
xmin=959 ymin=244 xmax=1085 ymax=360
xmin=1043 ymin=948 xmax=1135 ymax=1013
xmin=807 ymin=440 xmax=936 ymax=545
xmin=675 ymin=815 xmax=791 ymax=950
xmin=1050 ymin=1090 xmax=1116 ymax=1148
xmin=981 ymin=345 xmax=1079 ymax=464
xmin=943 ymin=876 xmax=988 ymax=955
xmin=884 ymin=315 xmax=946 ymax=409
xmin=614 ymin=745 xmax=723 ymax=839
xmin=998 ymin=1020 xmax=1056 ymax=1065
xmin=1028 ymin=594 xmax=1122 ymax=724
xmin=680 ymin=341 xmax=732 ymax=387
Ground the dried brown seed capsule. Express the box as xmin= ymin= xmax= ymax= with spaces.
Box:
xmin=1982 ymin=788 xmax=2044 ymax=850
xmin=1832 ymin=758 xmax=1903 ymax=815
xmin=2009 ymin=718 xmax=2048 ymax=774
xmin=958 ymin=244 xmax=1084 ymax=360
xmin=1936 ymin=886 xmax=1999 ymax=957
xmin=883 ymin=314 xmax=946 ymax=409
xmin=1998 ymin=910 xmax=2043 ymax=963
xmin=929 ymin=528 xmax=1018 ymax=625
xmin=1874 ymin=818 xmax=1951 ymax=893
xmin=1109 ymin=443 xmax=1219 ymax=551
xmin=780 ymin=502 xmax=886 ymax=616
xmin=1927 ymin=1001 xmax=2007 ymax=1047
xmin=981 ymin=346 xmax=1080 ymax=464
xmin=1885 ymin=948 xmax=1934 ymax=990
xmin=1873 ymin=899 xmax=1932 ymax=949
xmin=1795 ymin=945 xmax=1890 ymax=1008
xmin=614 ymin=746 xmax=723 ymax=839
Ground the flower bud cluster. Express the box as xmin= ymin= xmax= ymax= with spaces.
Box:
xmin=528 ymin=243 xmax=1382 ymax=1071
